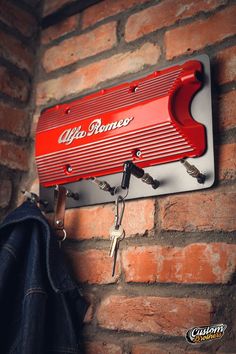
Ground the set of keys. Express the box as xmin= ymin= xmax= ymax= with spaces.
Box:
xmin=109 ymin=195 xmax=126 ymax=276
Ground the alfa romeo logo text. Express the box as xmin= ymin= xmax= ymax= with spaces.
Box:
xmin=58 ymin=117 xmax=134 ymax=145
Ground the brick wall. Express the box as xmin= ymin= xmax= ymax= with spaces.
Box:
xmin=35 ymin=0 xmax=236 ymax=353
xmin=0 ymin=0 xmax=42 ymax=219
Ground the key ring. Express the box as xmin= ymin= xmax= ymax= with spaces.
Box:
xmin=115 ymin=195 xmax=126 ymax=229
xmin=58 ymin=228 xmax=67 ymax=242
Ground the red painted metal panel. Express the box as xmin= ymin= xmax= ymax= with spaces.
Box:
xmin=36 ymin=60 xmax=206 ymax=187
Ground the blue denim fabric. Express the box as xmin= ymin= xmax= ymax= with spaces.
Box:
xmin=0 ymin=201 xmax=88 ymax=354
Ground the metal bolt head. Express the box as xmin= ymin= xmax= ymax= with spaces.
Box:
xmin=64 ymin=164 xmax=73 ymax=175
xmin=56 ymin=220 xmax=63 ymax=227
xmin=66 ymin=165 xmax=73 ymax=173
xmin=135 ymin=150 xmax=142 ymax=158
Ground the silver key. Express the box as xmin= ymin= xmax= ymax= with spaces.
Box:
xmin=112 ymin=243 xmax=119 ymax=277
xmin=109 ymin=194 xmax=127 ymax=276
xmin=109 ymin=225 xmax=124 ymax=257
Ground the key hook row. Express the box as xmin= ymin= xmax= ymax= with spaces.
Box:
xmin=54 ymin=185 xmax=79 ymax=201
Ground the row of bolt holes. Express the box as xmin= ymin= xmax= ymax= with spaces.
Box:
xmin=63 ymin=86 xmax=139 ymax=115
xmin=63 ymin=148 xmax=142 ymax=175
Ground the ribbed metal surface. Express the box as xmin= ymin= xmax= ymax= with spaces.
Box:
xmin=36 ymin=121 xmax=194 ymax=184
xmin=36 ymin=59 xmax=207 ymax=187
xmin=37 ymin=68 xmax=182 ymax=132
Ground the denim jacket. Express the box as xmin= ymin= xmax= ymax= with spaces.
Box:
xmin=0 ymin=201 xmax=87 ymax=354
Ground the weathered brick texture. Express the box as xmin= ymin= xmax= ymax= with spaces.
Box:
xmin=0 ymin=103 xmax=29 ymax=137
xmin=42 ymin=14 xmax=79 ymax=45
xmin=0 ymin=31 xmax=34 ymax=73
xmin=159 ymin=185 xmax=236 ymax=232
xmin=66 ymin=249 xmax=121 ymax=284
xmin=0 ymin=140 xmax=29 ymax=171
xmin=82 ymin=0 xmax=150 ymax=29
xmin=97 ymin=296 xmax=212 ymax=335
xmin=218 ymin=143 xmax=236 ymax=181
xmin=0 ymin=2 xmax=37 ymax=37
xmin=122 ymin=243 xmax=236 ymax=283
xmin=64 ymin=198 xmax=155 ymax=239
xmin=218 ymin=90 xmax=236 ymax=131
xmin=0 ymin=2 xmax=38 ymax=215
xmin=215 ymin=46 xmax=236 ymax=85
xmin=125 ymin=0 xmax=226 ymax=43
xmin=0 ymin=66 xmax=29 ymax=102
xmin=37 ymin=42 xmax=161 ymax=106
xmin=42 ymin=22 xmax=117 ymax=72
xmin=165 ymin=5 xmax=236 ymax=59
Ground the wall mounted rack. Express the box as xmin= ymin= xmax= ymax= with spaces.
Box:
xmin=36 ymin=54 xmax=214 ymax=211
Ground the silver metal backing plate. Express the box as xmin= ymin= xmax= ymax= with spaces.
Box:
xmin=40 ymin=54 xmax=214 ymax=211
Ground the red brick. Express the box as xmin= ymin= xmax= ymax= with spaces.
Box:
xmin=64 ymin=198 xmax=155 ymax=240
xmin=36 ymin=42 xmax=161 ymax=105
xmin=0 ymin=66 xmax=29 ymax=102
xmin=165 ymin=5 xmax=236 ymax=60
xmin=65 ymin=249 xmax=121 ymax=284
xmin=64 ymin=204 xmax=113 ymax=239
xmin=122 ymin=243 xmax=236 ymax=284
xmin=42 ymin=22 xmax=117 ymax=72
xmin=132 ymin=343 xmax=202 ymax=354
xmin=82 ymin=0 xmax=150 ymax=29
xmin=125 ymin=0 xmax=226 ymax=42
xmin=0 ymin=2 xmax=37 ymax=37
xmin=97 ymin=295 xmax=212 ymax=335
xmin=159 ymin=185 xmax=236 ymax=232
xmin=85 ymin=341 xmax=122 ymax=354
xmin=216 ymin=46 xmax=236 ymax=85
xmin=41 ymin=14 xmax=79 ymax=45
xmin=0 ymin=31 xmax=34 ymax=73
xmin=0 ymin=103 xmax=29 ymax=137
xmin=0 ymin=140 xmax=29 ymax=171
xmin=218 ymin=143 xmax=236 ymax=181
xmin=0 ymin=179 xmax=12 ymax=208
xmin=218 ymin=90 xmax=236 ymax=131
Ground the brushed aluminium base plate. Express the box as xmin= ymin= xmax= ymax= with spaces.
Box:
xmin=39 ymin=54 xmax=214 ymax=211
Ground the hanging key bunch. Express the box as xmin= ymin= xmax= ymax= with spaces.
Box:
xmin=109 ymin=195 xmax=126 ymax=276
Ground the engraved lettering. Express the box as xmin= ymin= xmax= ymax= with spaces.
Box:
xmin=58 ymin=129 xmax=70 ymax=144
xmin=58 ymin=116 xmax=134 ymax=145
